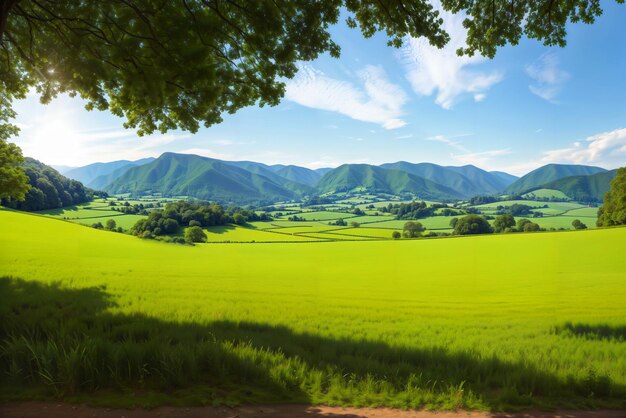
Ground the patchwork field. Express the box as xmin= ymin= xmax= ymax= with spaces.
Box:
xmin=1 ymin=208 xmax=624 ymax=410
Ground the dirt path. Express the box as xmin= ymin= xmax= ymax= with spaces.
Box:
xmin=1 ymin=402 xmax=624 ymax=418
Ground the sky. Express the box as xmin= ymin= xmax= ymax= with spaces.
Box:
xmin=9 ymin=2 xmax=626 ymax=176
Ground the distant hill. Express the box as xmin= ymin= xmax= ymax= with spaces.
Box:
xmin=504 ymin=164 xmax=607 ymax=195
xmin=272 ymin=165 xmax=322 ymax=186
xmin=490 ymin=171 xmax=518 ymax=187
xmin=316 ymin=164 xmax=463 ymax=200
xmin=314 ymin=167 xmax=333 ymax=176
xmin=105 ymin=153 xmax=309 ymax=204
xmin=379 ymin=162 xmax=511 ymax=197
xmin=536 ymin=169 xmax=618 ymax=201
xmin=2 ymin=158 xmax=92 ymax=211
xmin=65 ymin=158 xmax=155 ymax=188
xmin=51 ymin=165 xmax=75 ymax=174
xmin=222 ymin=161 xmax=313 ymax=195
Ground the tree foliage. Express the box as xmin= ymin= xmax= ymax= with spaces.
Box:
xmin=1 ymin=157 xmax=91 ymax=210
xmin=597 ymin=167 xmax=626 ymax=227
xmin=0 ymin=94 xmax=28 ymax=201
xmin=493 ymin=214 xmax=515 ymax=233
xmin=130 ymin=200 xmax=269 ymax=238
xmin=453 ymin=214 xmax=493 ymax=235
xmin=1 ymin=1 xmax=619 ymax=135
xmin=402 ymin=221 xmax=424 ymax=238
xmin=184 ymin=225 xmax=207 ymax=243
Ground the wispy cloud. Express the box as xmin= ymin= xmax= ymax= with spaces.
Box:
xmin=526 ymin=52 xmax=570 ymax=102
xmin=399 ymin=3 xmax=503 ymax=109
xmin=493 ymin=127 xmax=626 ymax=176
xmin=396 ymin=134 xmax=414 ymax=139
xmin=452 ymin=149 xmax=511 ymax=167
xmin=285 ymin=65 xmax=408 ymax=129
xmin=540 ymin=127 xmax=626 ymax=167
xmin=425 ymin=134 xmax=472 ymax=153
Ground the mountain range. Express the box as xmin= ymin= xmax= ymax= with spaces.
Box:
xmin=59 ymin=152 xmax=619 ymax=204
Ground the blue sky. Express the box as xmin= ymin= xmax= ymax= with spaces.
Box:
xmin=10 ymin=2 xmax=626 ymax=175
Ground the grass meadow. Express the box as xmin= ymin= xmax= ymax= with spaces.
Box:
xmin=1 ymin=208 xmax=624 ymax=410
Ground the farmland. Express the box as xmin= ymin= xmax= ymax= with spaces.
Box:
xmin=1 ymin=208 xmax=624 ymax=410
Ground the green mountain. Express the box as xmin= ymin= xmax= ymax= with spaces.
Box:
xmin=490 ymin=171 xmax=518 ymax=187
xmin=316 ymin=164 xmax=463 ymax=200
xmin=2 ymin=158 xmax=92 ymax=211
xmin=315 ymin=167 xmax=333 ymax=176
xmin=271 ymin=165 xmax=322 ymax=186
xmin=379 ymin=162 xmax=513 ymax=197
xmin=537 ymin=169 xmax=618 ymax=201
xmin=105 ymin=153 xmax=307 ymax=204
xmin=66 ymin=158 xmax=155 ymax=188
xmin=445 ymin=165 xmax=512 ymax=194
xmin=504 ymin=164 xmax=607 ymax=195
xmin=223 ymin=161 xmax=313 ymax=195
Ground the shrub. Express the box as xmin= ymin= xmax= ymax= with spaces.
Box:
xmin=184 ymin=226 xmax=207 ymax=243
xmin=391 ymin=231 xmax=401 ymax=239
xmin=453 ymin=215 xmax=493 ymax=235
xmin=572 ymin=219 xmax=587 ymax=230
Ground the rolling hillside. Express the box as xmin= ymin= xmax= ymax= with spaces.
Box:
xmin=271 ymin=165 xmax=322 ymax=186
xmin=445 ymin=165 xmax=513 ymax=193
xmin=490 ymin=171 xmax=518 ymax=186
xmin=504 ymin=164 xmax=607 ymax=195
xmin=316 ymin=164 xmax=463 ymax=200
xmin=105 ymin=153 xmax=306 ymax=203
xmin=65 ymin=158 xmax=155 ymax=188
xmin=537 ymin=169 xmax=618 ymax=201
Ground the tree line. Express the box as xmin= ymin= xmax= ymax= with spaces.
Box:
xmin=130 ymin=201 xmax=271 ymax=240
xmin=1 ymin=157 xmax=92 ymax=211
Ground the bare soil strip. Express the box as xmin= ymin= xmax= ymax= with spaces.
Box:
xmin=1 ymin=402 xmax=625 ymax=418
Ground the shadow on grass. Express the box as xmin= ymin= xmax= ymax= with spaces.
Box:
xmin=1 ymin=277 xmax=624 ymax=411
xmin=205 ymin=225 xmax=237 ymax=234
xmin=553 ymin=322 xmax=626 ymax=342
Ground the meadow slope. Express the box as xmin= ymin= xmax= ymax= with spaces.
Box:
xmin=0 ymin=209 xmax=625 ymax=410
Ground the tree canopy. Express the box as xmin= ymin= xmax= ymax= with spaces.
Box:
xmin=453 ymin=214 xmax=493 ymax=235
xmin=597 ymin=167 xmax=626 ymax=227
xmin=0 ymin=1 xmax=621 ymax=136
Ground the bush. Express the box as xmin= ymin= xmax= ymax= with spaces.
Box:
xmin=402 ymin=221 xmax=424 ymax=238
xmin=189 ymin=219 xmax=202 ymax=227
xmin=493 ymin=214 xmax=515 ymax=233
xmin=523 ymin=222 xmax=541 ymax=232
xmin=184 ymin=226 xmax=207 ymax=243
xmin=105 ymin=219 xmax=117 ymax=230
xmin=453 ymin=215 xmax=493 ymax=235
xmin=391 ymin=231 xmax=401 ymax=239
xmin=91 ymin=222 xmax=104 ymax=229
xmin=572 ymin=219 xmax=587 ymax=230
xmin=350 ymin=221 xmax=360 ymax=228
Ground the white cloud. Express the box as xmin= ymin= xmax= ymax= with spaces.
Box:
xmin=540 ymin=127 xmax=626 ymax=167
xmin=285 ymin=65 xmax=408 ymax=129
xmin=494 ymin=127 xmax=626 ymax=176
xmin=452 ymin=149 xmax=511 ymax=168
xmin=399 ymin=4 xmax=503 ymax=109
xmin=396 ymin=134 xmax=414 ymax=139
xmin=526 ymin=52 xmax=570 ymax=102
xmin=425 ymin=133 xmax=472 ymax=153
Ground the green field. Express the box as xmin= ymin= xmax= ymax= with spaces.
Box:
xmin=1 ymin=208 xmax=625 ymax=410
xmin=522 ymin=189 xmax=571 ymax=200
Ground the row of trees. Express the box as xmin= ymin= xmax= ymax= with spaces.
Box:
xmin=130 ymin=201 xmax=271 ymax=239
